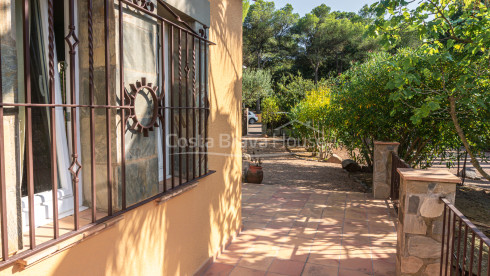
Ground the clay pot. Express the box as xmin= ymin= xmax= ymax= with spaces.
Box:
xmin=246 ymin=165 xmax=263 ymax=184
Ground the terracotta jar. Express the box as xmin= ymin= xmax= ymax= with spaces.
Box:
xmin=246 ymin=165 xmax=263 ymax=184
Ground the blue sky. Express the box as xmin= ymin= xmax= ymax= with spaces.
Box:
xmin=271 ymin=0 xmax=379 ymax=16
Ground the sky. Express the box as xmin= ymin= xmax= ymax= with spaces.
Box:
xmin=270 ymin=0 xmax=380 ymax=16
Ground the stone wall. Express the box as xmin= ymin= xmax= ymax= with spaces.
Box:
xmin=373 ymin=141 xmax=399 ymax=199
xmin=396 ymin=168 xmax=459 ymax=275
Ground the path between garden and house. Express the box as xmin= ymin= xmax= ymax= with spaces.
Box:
xmin=201 ymin=135 xmax=397 ymax=276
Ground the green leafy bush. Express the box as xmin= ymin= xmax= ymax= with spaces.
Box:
xmin=275 ymin=74 xmax=330 ymax=112
xmin=242 ymin=69 xmax=273 ymax=109
xmin=262 ymin=97 xmax=281 ymax=129
xmin=289 ymin=84 xmax=334 ymax=159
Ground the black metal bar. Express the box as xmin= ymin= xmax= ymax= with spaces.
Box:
xmin=185 ymin=33 xmax=190 ymax=183
xmin=161 ymin=21 xmax=167 ymax=192
xmin=445 ymin=206 xmax=452 ymax=276
xmin=105 ymin=0 xmax=113 ymax=216
xmin=170 ymin=25 xmax=175 ymax=189
xmin=487 ymin=243 xmax=489 ymax=276
xmin=456 ymin=216 xmax=463 ymax=275
xmin=0 ymin=103 xmax=131 ymax=109
xmin=198 ymin=38 xmax=202 ymax=177
xmin=119 ymin=0 xmax=126 ymax=210
xmin=88 ymin=0 xmax=96 ymax=224
xmin=469 ymin=232 xmax=475 ymax=275
xmin=23 ymin=0 xmax=36 ymax=248
xmin=462 ymin=224 xmax=469 ymax=274
xmin=450 ymin=212 xmax=457 ymax=275
xmin=204 ymin=41 xmax=208 ymax=173
xmin=0 ymin=27 xmax=8 ymax=261
xmin=477 ymin=241 xmax=483 ymax=276
xmin=48 ymin=0 xmax=59 ymax=239
xmin=441 ymin=204 xmax=447 ymax=276
xmin=67 ymin=0 xmax=80 ymax=231
xmin=178 ymin=29 xmax=182 ymax=186
xmin=191 ymin=37 xmax=196 ymax=179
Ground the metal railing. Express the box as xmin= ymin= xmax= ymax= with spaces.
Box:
xmin=0 ymin=0 xmax=214 ymax=267
xmin=440 ymin=198 xmax=490 ymax=276
xmin=390 ymin=152 xmax=411 ymax=211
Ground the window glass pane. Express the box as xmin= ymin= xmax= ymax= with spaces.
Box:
xmin=117 ymin=4 xmax=160 ymax=206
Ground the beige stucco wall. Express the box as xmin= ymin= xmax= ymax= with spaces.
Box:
xmin=0 ymin=0 xmax=242 ymax=274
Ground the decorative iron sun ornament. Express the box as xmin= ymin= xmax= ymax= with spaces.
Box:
xmin=125 ymin=77 xmax=164 ymax=137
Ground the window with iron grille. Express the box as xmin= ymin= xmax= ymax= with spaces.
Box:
xmin=0 ymin=0 xmax=213 ymax=265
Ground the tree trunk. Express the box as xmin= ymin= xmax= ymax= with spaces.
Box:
xmin=314 ymin=66 xmax=319 ymax=85
xmin=360 ymin=137 xmax=373 ymax=168
xmin=449 ymin=96 xmax=490 ymax=181
xmin=257 ymin=50 xmax=261 ymax=69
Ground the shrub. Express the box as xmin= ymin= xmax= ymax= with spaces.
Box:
xmin=242 ymin=69 xmax=273 ymax=109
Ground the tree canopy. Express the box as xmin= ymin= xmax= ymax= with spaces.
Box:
xmin=241 ymin=0 xmax=490 ymax=177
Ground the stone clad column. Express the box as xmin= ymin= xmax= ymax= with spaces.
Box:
xmin=396 ymin=168 xmax=460 ymax=276
xmin=373 ymin=141 xmax=400 ymax=199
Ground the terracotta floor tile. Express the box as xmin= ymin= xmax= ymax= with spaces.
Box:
xmin=265 ymin=273 xmax=287 ymax=276
xmin=243 ymin=222 xmax=268 ymax=231
xmin=276 ymin=245 xmax=311 ymax=262
xmin=267 ymin=221 xmax=294 ymax=230
xmin=230 ymin=266 xmax=266 ymax=276
xmin=274 ymin=236 xmax=313 ymax=246
xmin=345 ymin=209 xmax=368 ymax=220
xmin=237 ymin=255 xmax=275 ymax=271
xmin=247 ymin=215 xmax=274 ymax=224
xmin=203 ymin=263 xmax=235 ymax=276
xmin=338 ymin=268 xmax=372 ymax=276
xmin=339 ymin=257 xmax=373 ymax=274
xmin=288 ymin=226 xmax=317 ymax=239
xmin=339 ymin=247 xmax=372 ymax=259
xmin=302 ymin=263 xmax=338 ymax=276
xmin=226 ymin=243 xmax=253 ymax=254
xmin=215 ymin=252 xmax=244 ymax=265
xmin=307 ymin=249 xmax=341 ymax=267
xmin=249 ymin=243 xmax=280 ymax=256
xmin=268 ymin=259 xmax=305 ymax=276
xmin=341 ymin=237 xmax=371 ymax=247
xmin=230 ymin=185 xmax=395 ymax=276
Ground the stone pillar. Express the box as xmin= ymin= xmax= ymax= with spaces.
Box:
xmin=373 ymin=141 xmax=399 ymax=199
xmin=396 ymin=168 xmax=460 ymax=276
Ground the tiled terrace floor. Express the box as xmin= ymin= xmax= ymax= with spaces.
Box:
xmin=204 ymin=184 xmax=397 ymax=276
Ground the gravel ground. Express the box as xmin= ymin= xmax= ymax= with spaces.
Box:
xmin=243 ymin=138 xmax=366 ymax=192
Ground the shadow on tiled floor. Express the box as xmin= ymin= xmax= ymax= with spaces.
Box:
xmin=202 ymin=184 xmax=397 ymax=276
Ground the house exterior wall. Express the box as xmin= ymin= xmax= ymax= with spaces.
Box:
xmin=0 ymin=0 xmax=242 ymax=274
